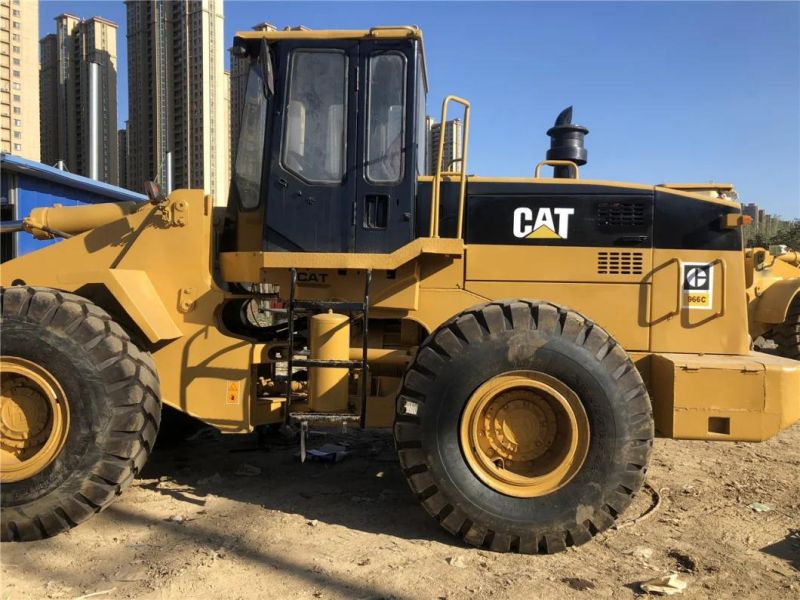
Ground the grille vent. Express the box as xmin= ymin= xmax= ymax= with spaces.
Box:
xmin=596 ymin=201 xmax=645 ymax=228
xmin=597 ymin=251 xmax=644 ymax=275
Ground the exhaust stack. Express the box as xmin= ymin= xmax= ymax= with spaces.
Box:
xmin=546 ymin=107 xmax=589 ymax=178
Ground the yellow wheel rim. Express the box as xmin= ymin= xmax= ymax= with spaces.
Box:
xmin=459 ymin=370 xmax=590 ymax=498
xmin=1 ymin=357 xmax=70 ymax=483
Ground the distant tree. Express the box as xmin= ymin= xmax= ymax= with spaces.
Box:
xmin=769 ymin=220 xmax=800 ymax=250
xmin=745 ymin=219 xmax=800 ymax=250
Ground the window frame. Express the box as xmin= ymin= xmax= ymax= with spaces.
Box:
xmin=279 ymin=48 xmax=349 ymax=186
xmin=364 ymin=50 xmax=408 ymax=186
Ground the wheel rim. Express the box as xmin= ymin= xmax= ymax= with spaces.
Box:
xmin=459 ymin=370 xmax=590 ymax=498
xmin=1 ymin=356 xmax=70 ymax=483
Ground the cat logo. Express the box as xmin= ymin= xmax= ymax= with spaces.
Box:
xmin=681 ymin=262 xmax=714 ymax=310
xmin=513 ymin=207 xmax=575 ymax=240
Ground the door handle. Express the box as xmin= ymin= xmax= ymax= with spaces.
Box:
xmin=277 ymin=178 xmax=288 ymax=189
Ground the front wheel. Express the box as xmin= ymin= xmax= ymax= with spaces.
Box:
xmin=394 ymin=301 xmax=653 ymax=554
xmin=1 ymin=287 xmax=161 ymax=541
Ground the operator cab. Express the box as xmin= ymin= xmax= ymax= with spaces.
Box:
xmin=226 ymin=26 xmax=429 ymax=254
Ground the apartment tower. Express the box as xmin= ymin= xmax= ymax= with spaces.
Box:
xmin=428 ymin=118 xmax=463 ymax=174
xmin=125 ymin=0 xmax=228 ymax=204
xmin=118 ymin=127 xmax=128 ymax=189
xmin=40 ymin=14 xmax=119 ymax=183
xmin=0 ymin=0 xmax=40 ymax=160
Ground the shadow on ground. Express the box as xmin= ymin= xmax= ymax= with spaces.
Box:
xmin=761 ymin=529 xmax=800 ymax=572
xmin=140 ymin=427 xmax=453 ymax=546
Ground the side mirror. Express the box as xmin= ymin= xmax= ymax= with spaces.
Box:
xmin=144 ymin=181 xmax=167 ymax=204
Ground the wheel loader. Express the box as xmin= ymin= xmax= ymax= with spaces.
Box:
xmin=1 ymin=26 xmax=798 ymax=553
xmin=745 ymin=245 xmax=800 ymax=359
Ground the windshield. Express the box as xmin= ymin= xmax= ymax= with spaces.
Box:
xmin=233 ymin=61 xmax=268 ymax=209
xmin=281 ymin=50 xmax=348 ymax=183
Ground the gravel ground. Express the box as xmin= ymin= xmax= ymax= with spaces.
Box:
xmin=2 ymin=423 xmax=798 ymax=600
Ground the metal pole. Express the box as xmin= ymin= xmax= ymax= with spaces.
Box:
xmin=166 ymin=151 xmax=173 ymax=194
xmin=88 ymin=62 xmax=100 ymax=180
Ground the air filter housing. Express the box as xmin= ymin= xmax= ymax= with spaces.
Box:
xmin=546 ymin=106 xmax=589 ymax=178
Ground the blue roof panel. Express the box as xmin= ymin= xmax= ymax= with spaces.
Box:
xmin=0 ymin=153 xmax=147 ymax=203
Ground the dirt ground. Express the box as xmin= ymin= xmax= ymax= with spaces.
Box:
xmin=2 ymin=422 xmax=798 ymax=600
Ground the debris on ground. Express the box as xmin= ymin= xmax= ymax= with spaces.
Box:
xmin=640 ymin=573 xmax=688 ymax=595
xmin=234 ymin=463 xmax=262 ymax=476
xmin=749 ymin=502 xmax=771 ymax=513
xmin=304 ymin=443 xmax=352 ymax=463
xmin=446 ymin=556 xmax=468 ymax=568
xmin=167 ymin=514 xmax=186 ymax=523
xmin=307 ymin=519 xmax=319 ymax=527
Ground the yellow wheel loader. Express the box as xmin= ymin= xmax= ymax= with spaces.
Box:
xmin=746 ymin=245 xmax=800 ymax=359
xmin=1 ymin=26 xmax=798 ymax=553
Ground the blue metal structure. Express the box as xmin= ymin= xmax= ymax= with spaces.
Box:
xmin=0 ymin=153 xmax=146 ymax=259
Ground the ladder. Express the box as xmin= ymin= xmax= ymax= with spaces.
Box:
xmin=284 ymin=268 xmax=372 ymax=429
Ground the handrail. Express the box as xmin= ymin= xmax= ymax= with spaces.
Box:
xmin=711 ymin=258 xmax=727 ymax=318
xmin=430 ymin=95 xmax=471 ymax=238
xmin=534 ymin=160 xmax=580 ymax=179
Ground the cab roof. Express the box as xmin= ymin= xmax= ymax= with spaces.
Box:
xmin=235 ymin=26 xmax=428 ymax=89
xmin=235 ymin=25 xmax=423 ymax=42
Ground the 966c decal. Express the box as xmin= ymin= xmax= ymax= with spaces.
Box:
xmin=681 ymin=262 xmax=714 ymax=310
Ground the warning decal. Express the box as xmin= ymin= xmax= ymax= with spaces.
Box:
xmin=681 ymin=262 xmax=714 ymax=310
xmin=226 ymin=381 xmax=241 ymax=405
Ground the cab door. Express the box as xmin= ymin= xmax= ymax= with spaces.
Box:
xmin=264 ymin=42 xmax=358 ymax=252
xmin=354 ymin=40 xmax=417 ymax=253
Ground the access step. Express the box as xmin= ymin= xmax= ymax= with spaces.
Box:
xmin=291 ymin=358 xmax=364 ymax=369
xmin=292 ymin=300 xmax=365 ymax=312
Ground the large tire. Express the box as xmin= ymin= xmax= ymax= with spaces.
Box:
xmin=1 ymin=287 xmax=161 ymax=541
xmin=394 ymin=300 xmax=653 ymax=554
xmin=773 ymin=295 xmax=800 ymax=359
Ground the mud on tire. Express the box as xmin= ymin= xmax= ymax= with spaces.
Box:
xmin=1 ymin=287 xmax=161 ymax=541
xmin=394 ymin=300 xmax=653 ymax=554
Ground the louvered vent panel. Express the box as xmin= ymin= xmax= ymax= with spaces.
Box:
xmin=597 ymin=251 xmax=644 ymax=275
xmin=596 ymin=201 xmax=645 ymax=228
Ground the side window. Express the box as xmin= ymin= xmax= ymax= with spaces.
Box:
xmin=233 ymin=63 xmax=268 ymax=209
xmin=282 ymin=50 xmax=347 ymax=183
xmin=366 ymin=53 xmax=406 ymax=184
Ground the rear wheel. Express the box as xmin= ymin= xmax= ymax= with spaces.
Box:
xmin=1 ymin=287 xmax=161 ymax=541
xmin=394 ymin=300 xmax=653 ymax=554
xmin=773 ymin=295 xmax=800 ymax=359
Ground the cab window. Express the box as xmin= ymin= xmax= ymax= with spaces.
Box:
xmin=366 ymin=52 xmax=406 ymax=184
xmin=233 ymin=62 xmax=268 ymax=209
xmin=282 ymin=50 xmax=348 ymax=183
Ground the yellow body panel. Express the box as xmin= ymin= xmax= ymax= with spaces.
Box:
xmin=649 ymin=250 xmax=750 ymax=355
xmin=650 ymin=352 xmax=800 ymax=441
xmin=1 ymin=192 xmax=261 ymax=432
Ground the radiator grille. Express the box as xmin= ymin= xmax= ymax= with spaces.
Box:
xmin=596 ymin=201 xmax=645 ymax=228
xmin=597 ymin=251 xmax=644 ymax=275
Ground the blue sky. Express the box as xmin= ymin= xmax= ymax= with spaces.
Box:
xmin=39 ymin=1 xmax=799 ymax=217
